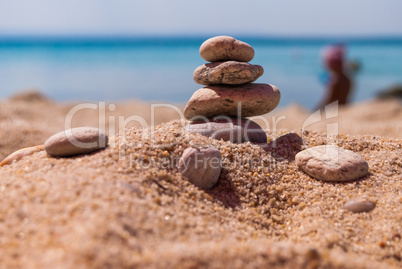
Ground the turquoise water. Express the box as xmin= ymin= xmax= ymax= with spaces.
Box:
xmin=0 ymin=37 xmax=401 ymax=109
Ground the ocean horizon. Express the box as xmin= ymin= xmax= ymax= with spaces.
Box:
xmin=1 ymin=35 xmax=401 ymax=109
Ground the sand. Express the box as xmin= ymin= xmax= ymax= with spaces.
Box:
xmin=0 ymin=91 xmax=401 ymax=268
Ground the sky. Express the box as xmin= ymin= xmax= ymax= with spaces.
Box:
xmin=0 ymin=0 xmax=401 ymax=37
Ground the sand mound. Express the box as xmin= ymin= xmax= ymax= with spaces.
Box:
xmin=0 ymin=93 xmax=401 ymax=268
xmin=1 ymin=93 xmax=401 ymax=162
xmin=8 ymin=89 xmax=51 ymax=103
xmin=0 ymin=120 xmax=401 ymax=268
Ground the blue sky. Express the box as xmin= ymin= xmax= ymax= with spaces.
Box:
xmin=0 ymin=0 xmax=401 ymax=36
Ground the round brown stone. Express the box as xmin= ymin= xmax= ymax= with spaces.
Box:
xmin=186 ymin=118 xmax=267 ymax=144
xmin=200 ymin=36 xmax=254 ymax=62
xmin=45 ymin=127 xmax=108 ymax=157
xmin=193 ymin=61 xmax=264 ymax=85
xmin=184 ymin=83 xmax=281 ymax=120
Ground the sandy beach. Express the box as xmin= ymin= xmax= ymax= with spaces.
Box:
xmin=0 ymin=91 xmax=401 ymax=268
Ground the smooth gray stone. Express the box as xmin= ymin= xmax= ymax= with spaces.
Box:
xmin=295 ymin=145 xmax=369 ymax=182
xmin=344 ymin=199 xmax=375 ymax=213
xmin=186 ymin=118 xmax=267 ymax=144
xmin=193 ymin=61 xmax=264 ymax=85
xmin=178 ymin=147 xmax=222 ymax=190
xmin=200 ymin=36 xmax=254 ymax=62
xmin=184 ymin=83 xmax=281 ymax=120
xmin=45 ymin=127 xmax=108 ymax=157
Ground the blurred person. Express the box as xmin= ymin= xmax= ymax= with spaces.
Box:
xmin=316 ymin=44 xmax=352 ymax=110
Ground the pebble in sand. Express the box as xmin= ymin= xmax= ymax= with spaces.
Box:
xmin=295 ymin=145 xmax=369 ymax=181
xmin=178 ymin=147 xmax=222 ymax=190
xmin=344 ymin=199 xmax=376 ymax=213
xmin=185 ymin=118 xmax=267 ymax=144
xmin=45 ymin=127 xmax=108 ymax=157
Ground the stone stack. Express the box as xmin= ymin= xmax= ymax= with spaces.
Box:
xmin=184 ymin=36 xmax=281 ymax=144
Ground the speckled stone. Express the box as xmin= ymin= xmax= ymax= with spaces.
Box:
xmin=186 ymin=118 xmax=267 ymax=144
xmin=184 ymin=83 xmax=281 ymax=120
xmin=0 ymin=145 xmax=45 ymax=167
xmin=344 ymin=199 xmax=375 ymax=213
xmin=178 ymin=147 xmax=222 ymax=190
xmin=200 ymin=36 xmax=255 ymax=62
xmin=193 ymin=61 xmax=264 ymax=85
xmin=45 ymin=127 xmax=108 ymax=157
xmin=295 ymin=145 xmax=369 ymax=181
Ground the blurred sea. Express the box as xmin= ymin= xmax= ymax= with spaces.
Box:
xmin=0 ymin=36 xmax=401 ymax=109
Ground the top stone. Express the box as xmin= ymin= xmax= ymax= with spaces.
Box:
xmin=200 ymin=36 xmax=255 ymax=62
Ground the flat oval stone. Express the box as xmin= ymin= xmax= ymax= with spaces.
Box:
xmin=200 ymin=36 xmax=254 ymax=62
xmin=45 ymin=127 xmax=108 ymax=157
xmin=193 ymin=61 xmax=264 ymax=85
xmin=295 ymin=145 xmax=369 ymax=182
xmin=186 ymin=118 xmax=267 ymax=144
xmin=0 ymin=145 xmax=45 ymax=167
xmin=178 ymin=147 xmax=222 ymax=190
xmin=344 ymin=199 xmax=375 ymax=213
xmin=184 ymin=83 xmax=281 ymax=120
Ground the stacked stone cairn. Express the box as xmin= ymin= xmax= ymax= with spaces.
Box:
xmin=184 ymin=36 xmax=281 ymax=144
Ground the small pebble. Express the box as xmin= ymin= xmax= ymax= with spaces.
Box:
xmin=0 ymin=145 xmax=45 ymax=167
xmin=177 ymin=147 xmax=222 ymax=190
xmin=45 ymin=127 xmax=108 ymax=157
xmin=344 ymin=199 xmax=376 ymax=213
xmin=199 ymin=36 xmax=254 ymax=62
xmin=193 ymin=61 xmax=264 ymax=85
xmin=295 ymin=145 xmax=369 ymax=181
